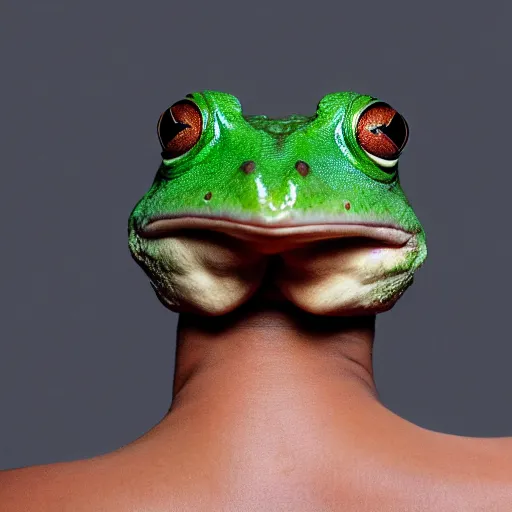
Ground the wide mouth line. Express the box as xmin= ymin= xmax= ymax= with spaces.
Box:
xmin=137 ymin=215 xmax=415 ymax=247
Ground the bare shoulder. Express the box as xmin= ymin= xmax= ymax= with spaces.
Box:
xmin=0 ymin=458 xmax=110 ymax=512
xmin=0 ymin=451 xmax=197 ymax=512
xmin=3 ymin=434 xmax=512 ymax=512
xmin=0 ymin=455 xmax=145 ymax=512
xmin=0 ymin=461 xmax=73 ymax=511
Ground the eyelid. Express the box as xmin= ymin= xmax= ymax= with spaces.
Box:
xmin=361 ymin=151 xmax=399 ymax=168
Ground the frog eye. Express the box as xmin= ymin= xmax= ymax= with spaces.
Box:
xmin=355 ymin=102 xmax=409 ymax=168
xmin=157 ymin=100 xmax=202 ymax=159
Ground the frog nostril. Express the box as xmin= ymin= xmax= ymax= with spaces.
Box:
xmin=240 ymin=161 xmax=256 ymax=174
xmin=295 ymin=160 xmax=310 ymax=177
xmin=204 ymin=192 xmax=212 ymax=201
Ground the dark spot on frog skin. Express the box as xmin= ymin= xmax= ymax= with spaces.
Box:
xmin=295 ymin=160 xmax=310 ymax=177
xmin=344 ymin=201 xmax=351 ymax=210
xmin=204 ymin=192 xmax=212 ymax=201
xmin=240 ymin=161 xmax=256 ymax=174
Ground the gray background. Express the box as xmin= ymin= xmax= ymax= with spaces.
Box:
xmin=1 ymin=0 xmax=511 ymax=470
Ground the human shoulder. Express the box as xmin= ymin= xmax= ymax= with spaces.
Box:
xmin=0 ymin=461 xmax=71 ymax=511
xmin=0 ymin=453 xmax=187 ymax=512
xmin=0 ymin=457 xmax=122 ymax=511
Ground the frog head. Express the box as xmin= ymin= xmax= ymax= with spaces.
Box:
xmin=128 ymin=90 xmax=427 ymax=315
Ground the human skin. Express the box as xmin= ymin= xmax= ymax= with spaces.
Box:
xmin=2 ymin=92 xmax=511 ymax=510
xmin=2 ymin=295 xmax=512 ymax=510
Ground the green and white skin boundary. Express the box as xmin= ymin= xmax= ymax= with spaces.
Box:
xmin=128 ymin=91 xmax=427 ymax=316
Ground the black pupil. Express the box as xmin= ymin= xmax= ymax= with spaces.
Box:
xmin=159 ymin=106 xmax=190 ymax=148
xmin=377 ymin=113 xmax=407 ymax=150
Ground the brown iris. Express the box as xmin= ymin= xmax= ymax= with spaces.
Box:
xmin=356 ymin=102 xmax=409 ymax=162
xmin=157 ymin=100 xmax=202 ymax=159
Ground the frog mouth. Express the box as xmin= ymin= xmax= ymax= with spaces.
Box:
xmin=137 ymin=215 xmax=414 ymax=253
xmin=132 ymin=214 xmax=425 ymax=315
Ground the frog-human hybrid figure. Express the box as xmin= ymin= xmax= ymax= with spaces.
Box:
xmin=128 ymin=91 xmax=427 ymax=315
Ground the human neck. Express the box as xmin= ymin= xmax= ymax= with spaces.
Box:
xmin=169 ymin=299 xmax=378 ymax=415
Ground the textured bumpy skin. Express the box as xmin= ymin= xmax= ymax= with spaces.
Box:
xmin=128 ymin=91 xmax=427 ymax=315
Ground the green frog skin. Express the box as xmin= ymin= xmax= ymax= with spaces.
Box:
xmin=128 ymin=91 xmax=427 ymax=316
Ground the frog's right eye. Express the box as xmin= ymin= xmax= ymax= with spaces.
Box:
xmin=355 ymin=102 xmax=408 ymax=169
xmin=157 ymin=100 xmax=202 ymax=159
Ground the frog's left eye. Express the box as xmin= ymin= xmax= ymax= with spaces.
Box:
xmin=157 ymin=100 xmax=202 ymax=159
xmin=355 ymin=102 xmax=408 ymax=168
